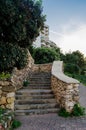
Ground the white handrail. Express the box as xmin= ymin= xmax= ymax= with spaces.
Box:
xmin=52 ymin=61 xmax=80 ymax=84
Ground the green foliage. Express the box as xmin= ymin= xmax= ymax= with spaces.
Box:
xmin=12 ymin=119 xmax=21 ymax=129
xmin=64 ymin=63 xmax=80 ymax=74
xmin=71 ymin=104 xmax=85 ymax=116
xmin=0 ymin=72 xmax=11 ymax=80
xmin=0 ymin=107 xmax=14 ymax=129
xmin=23 ymin=80 xmax=29 ymax=87
xmin=65 ymin=73 xmax=86 ymax=86
xmin=58 ymin=108 xmax=71 ymax=117
xmin=32 ymin=47 xmax=60 ymax=64
xmin=0 ymin=107 xmax=5 ymax=115
xmin=62 ymin=50 xmax=86 ymax=75
xmin=0 ymin=0 xmax=45 ymax=48
xmin=58 ymin=104 xmax=85 ymax=118
xmin=0 ymin=43 xmax=28 ymax=72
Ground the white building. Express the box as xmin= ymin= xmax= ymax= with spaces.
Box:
xmin=33 ymin=24 xmax=57 ymax=48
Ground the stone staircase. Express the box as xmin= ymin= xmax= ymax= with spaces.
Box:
xmin=15 ymin=72 xmax=59 ymax=115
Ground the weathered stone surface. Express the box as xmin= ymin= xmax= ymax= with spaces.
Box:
xmin=51 ymin=61 xmax=80 ymax=112
xmin=51 ymin=75 xmax=80 ymax=112
xmin=0 ymin=96 xmax=6 ymax=104
xmin=6 ymin=103 xmax=14 ymax=110
xmin=7 ymin=97 xmax=15 ymax=104
xmin=2 ymin=85 xmax=15 ymax=92
xmin=0 ymin=90 xmax=2 ymax=94
xmin=32 ymin=63 xmax=52 ymax=73
xmin=1 ymin=105 xmax=5 ymax=109
xmin=7 ymin=92 xmax=15 ymax=97
xmin=0 ymin=81 xmax=11 ymax=86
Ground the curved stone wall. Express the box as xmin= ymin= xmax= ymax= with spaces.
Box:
xmin=51 ymin=61 xmax=80 ymax=112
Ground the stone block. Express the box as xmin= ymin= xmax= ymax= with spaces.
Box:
xmin=7 ymin=97 xmax=15 ymax=104
xmin=0 ymin=81 xmax=10 ymax=86
xmin=0 ymin=97 xmax=6 ymax=104
xmin=67 ymin=85 xmax=73 ymax=90
xmin=0 ymin=90 xmax=2 ymax=95
xmin=7 ymin=92 xmax=15 ymax=97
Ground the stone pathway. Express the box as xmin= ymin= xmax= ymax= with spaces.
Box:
xmin=15 ymin=85 xmax=86 ymax=130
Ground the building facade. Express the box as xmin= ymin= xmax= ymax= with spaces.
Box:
xmin=33 ymin=24 xmax=57 ymax=48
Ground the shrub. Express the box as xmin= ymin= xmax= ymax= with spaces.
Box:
xmin=58 ymin=108 xmax=71 ymax=117
xmin=64 ymin=63 xmax=80 ymax=74
xmin=0 ymin=72 xmax=11 ymax=80
xmin=0 ymin=107 xmax=14 ymax=129
xmin=71 ymin=104 xmax=85 ymax=116
xmin=33 ymin=47 xmax=60 ymax=64
xmin=58 ymin=104 xmax=85 ymax=117
xmin=23 ymin=80 xmax=29 ymax=87
xmin=0 ymin=43 xmax=28 ymax=72
xmin=11 ymin=119 xmax=21 ymax=129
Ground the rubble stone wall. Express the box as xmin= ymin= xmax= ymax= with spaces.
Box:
xmin=32 ymin=63 xmax=52 ymax=72
xmin=0 ymin=50 xmax=34 ymax=110
xmin=11 ymin=50 xmax=34 ymax=90
xmin=51 ymin=75 xmax=79 ymax=112
xmin=0 ymin=81 xmax=15 ymax=110
xmin=51 ymin=61 xmax=80 ymax=112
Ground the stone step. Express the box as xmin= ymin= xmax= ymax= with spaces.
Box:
xmin=28 ymin=82 xmax=50 ymax=85
xmin=29 ymin=78 xmax=51 ymax=81
xmin=15 ymin=98 xmax=56 ymax=105
xmin=15 ymin=108 xmax=58 ymax=115
xmin=16 ymin=89 xmax=53 ymax=95
xmin=14 ymin=72 xmax=59 ymax=115
xmin=28 ymin=85 xmax=51 ymax=88
xmin=30 ymin=72 xmax=51 ymax=76
xmin=29 ymin=81 xmax=51 ymax=84
xmin=15 ymin=94 xmax=54 ymax=100
xmin=15 ymin=103 xmax=58 ymax=110
xmin=23 ymin=86 xmax=51 ymax=89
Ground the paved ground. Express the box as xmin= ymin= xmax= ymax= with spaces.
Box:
xmin=15 ymin=85 xmax=86 ymax=130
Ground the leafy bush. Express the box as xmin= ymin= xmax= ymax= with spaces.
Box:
xmin=58 ymin=104 xmax=85 ymax=118
xmin=23 ymin=80 xmax=29 ymax=87
xmin=11 ymin=119 xmax=21 ymax=129
xmin=32 ymin=47 xmax=60 ymax=64
xmin=0 ymin=72 xmax=11 ymax=80
xmin=64 ymin=63 xmax=80 ymax=74
xmin=58 ymin=108 xmax=71 ymax=117
xmin=71 ymin=104 xmax=85 ymax=116
xmin=0 ymin=107 xmax=5 ymax=115
xmin=0 ymin=43 xmax=28 ymax=72
xmin=0 ymin=107 xmax=14 ymax=129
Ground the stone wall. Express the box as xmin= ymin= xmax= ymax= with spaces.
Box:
xmin=0 ymin=50 xmax=34 ymax=110
xmin=32 ymin=63 xmax=52 ymax=72
xmin=51 ymin=61 xmax=80 ymax=112
xmin=0 ymin=81 xmax=15 ymax=110
xmin=51 ymin=75 xmax=79 ymax=112
xmin=11 ymin=50 xmax=34 ymax=90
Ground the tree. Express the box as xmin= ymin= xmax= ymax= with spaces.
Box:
xmin=0 ymin=0 xmax=45 ymax=48
xmin=62 ymin=50 xmax=86 ymax=74
xmin=32 ymin=47 xmax=60 ymax=64
xmin=0 ymin=0 xmax=45 ymax=72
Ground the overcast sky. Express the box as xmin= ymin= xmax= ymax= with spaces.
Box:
xmin=42 ymin=0 xmax=86 ymax=57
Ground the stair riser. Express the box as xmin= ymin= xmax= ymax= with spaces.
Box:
xmin=15 ymin=100 xmax=56 ymax=105
xmin=29 ymin=85 xmax=51 ymax=87
xmin=16 ymin=91 xmax=53 ymax=95
xmin=15 ymin=95 xmax=54 ymax=100
xmin=15 ymin=72 xmax=59 ymax=115
xmin=15 ymin=104 xmax=58 ymax=110
xmin=23 ymin=87 xmax=50 ymax=89
xmin=15 ymin=109 xmax=58 ymax=116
